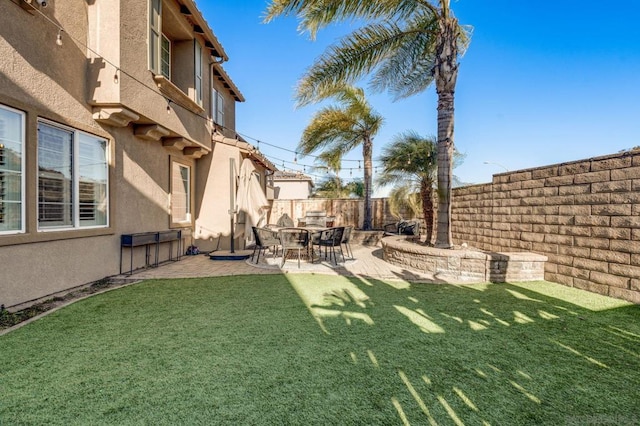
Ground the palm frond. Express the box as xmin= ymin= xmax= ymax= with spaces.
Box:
xmin=296 ymin=22 xmax=414 ymax=105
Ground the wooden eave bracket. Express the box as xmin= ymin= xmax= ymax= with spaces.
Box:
xmin=134 ymin=124 xmax=170 ymax=141
xmin=93 ymin=107 xmax=140 ymax=128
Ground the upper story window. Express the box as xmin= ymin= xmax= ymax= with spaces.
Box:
xmin=37 ymin=121 xmax=109 ymax=230
xmin=195 ymin=41 xmax=203 ymax=106
xmin=149 ymin=0 xmax=162 ymax=75
xmin=161 ymin=35 xmax=171 ymax=79
xmin=0 ymin=104 xmax=25 ymax=235
xmin=212 ymin=88 xmax=224 ymax=126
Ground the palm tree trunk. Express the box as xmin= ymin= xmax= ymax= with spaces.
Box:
xmin=362 ymin=137 xmax=373 ymax=230
xmin=421 ymin=179 xmax=434 ymax=245
xmin=434 ymin=15 xmax=459 ymax=248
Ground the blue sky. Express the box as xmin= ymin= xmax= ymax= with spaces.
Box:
xmin=200 ymin=1 xmax=640 ymax=194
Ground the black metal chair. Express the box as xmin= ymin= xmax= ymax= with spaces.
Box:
xmin=314 ymin=226 xmax=345 ymax=264
xmin=278 ymin=228 xmax=310 ymax=268
xmin=251 ymin=226 xmax=281 ymax=263
xmin=341 ymin=226 xmax=354 ymax=260
xmin=383 ymin=220 xmax=420 ymax=240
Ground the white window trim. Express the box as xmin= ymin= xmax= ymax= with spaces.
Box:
xmin=149 ymin=0 xmax=162 ymax=74
xmin=171 ymin=161 xmax=191 ymax=225
xmin=195 ymin=40 xmax=203 ymax=106
xmin=0 ymin=104 xmax=26 ymax=235
xmin=211 ymin=88 xmax=224 ymax=126
xmin=37 ymin=119 xmax=109 ymax=232
xmin=161 ymin=34 xmax=171 ymax=79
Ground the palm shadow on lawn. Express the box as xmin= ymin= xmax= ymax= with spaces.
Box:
xmin=288 ymin=272 xmax=640 ymax=425
xmin=1 ymin=274 xmax=638 ymax=425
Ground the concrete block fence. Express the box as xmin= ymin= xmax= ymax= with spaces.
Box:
xmin=452 ymin=151 xmax=640 ymax=303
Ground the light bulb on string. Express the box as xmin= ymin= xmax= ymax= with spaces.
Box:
xmin=358 ymin=160 xmax=361 ymax=169
xmin=113 ymin=69 xmax=119 ymax=84
xmin=56 ymin=29 xmax=63 ymax=46
xmin=293 ymin=152 xmax=297 ymax=164
xmin=350 ymin=168 xmax=353 ymax=176
xmin=166 ymin=99 xmax=172 ymax=114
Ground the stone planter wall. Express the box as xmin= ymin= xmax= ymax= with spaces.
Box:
xmin=452 ymin=151 xmax=640 ymax=303
xmin=381 ymin=236 xmax=547 ymax=283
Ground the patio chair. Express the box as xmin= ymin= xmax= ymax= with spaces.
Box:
xmin=384 ymin=220 xmax=420 ymax=239
xmin=251 ymin=226 xmax=281 ymax=263
xmin=278 ymin=228 xmax=310 ymax=268
xmin=341 ymin=226 xmax=354 ymax=260
xmin=313 ymin=226 xmax=345 ymax=264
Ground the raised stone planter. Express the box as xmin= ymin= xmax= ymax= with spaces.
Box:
xmin=381 ymin=236 xmax=547 ymax=283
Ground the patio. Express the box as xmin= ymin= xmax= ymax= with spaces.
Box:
xmin=122 ymin=244 xmax=439 ymax=283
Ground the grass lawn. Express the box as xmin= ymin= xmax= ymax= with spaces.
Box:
xmin=1 ymin=274 xmax=639 ymax=425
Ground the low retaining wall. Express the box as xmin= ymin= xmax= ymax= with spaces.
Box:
xmin=381 ymin=236 xmax=547 ymax=283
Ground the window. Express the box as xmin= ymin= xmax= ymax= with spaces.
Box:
xmin=149 ymin=0 xmax=162 ymax=74
xmin=161 ymin=35 xmax=171 ymax=79
xmin=195 ymin=41 xmax=203 ymax=106
xmin=212 ymin=88 xmax=224 ymax=126
xmin=171 ymin=161 xmax=191 ymax=224
xmin=37 ymin=121 xmax=108 ymax=230
xmin=0 ymin=104 xmax=25 ymax=234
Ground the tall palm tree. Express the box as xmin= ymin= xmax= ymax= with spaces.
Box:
xmin=377 ymin=131 xmax=437 ymax=244
xmin=298 ymin=85 xmax=383 ymax=230
xmin=265 ymin=0 xmax=471 ymax=248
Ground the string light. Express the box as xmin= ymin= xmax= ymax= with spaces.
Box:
xmin=32 ymin=4 xmax=384 ymax=178
xmin=293 ymin=151 xmax=297 ymax=164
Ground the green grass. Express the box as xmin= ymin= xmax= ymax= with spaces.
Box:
xmin=1 ymin=275 xmax=639 ymax=425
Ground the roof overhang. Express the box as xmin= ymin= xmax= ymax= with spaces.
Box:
xmin=212 ymin=133 xmax=276 ymax=171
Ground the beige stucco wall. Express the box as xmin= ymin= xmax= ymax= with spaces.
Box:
xmin=274 ymin=180 xmax=312 ymax=200
xmin=0 ymin=0 xmax=248 ymax=308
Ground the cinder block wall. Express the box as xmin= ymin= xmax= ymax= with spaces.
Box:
xmin=452 ymin=151 xmax=640 ymax=303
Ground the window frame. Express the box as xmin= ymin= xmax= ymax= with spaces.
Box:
xmin=37 ymin=119 xmax=109 ymax=232
xmin=170 ymin=159 xmax=192 ymax=226
xmin=161 ymin=34 xmax=171 ymax=79
xmin=194 ymin=40 xmax=203 ymax=106
xmin=211 ymin=88 xmax=224 ymax=126
xmin=149 ymin=0 xmax=162 ymax=74
xmin=0 ymin=104 xmax=26 ymax=235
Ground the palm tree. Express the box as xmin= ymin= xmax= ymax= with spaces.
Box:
xmin=377 ymin=131 xmax=437 ymax=244
xmin=265 ymin=0 xmax=471 ymax=248
xmin=297 ymin=85 xmax=383 ymax=230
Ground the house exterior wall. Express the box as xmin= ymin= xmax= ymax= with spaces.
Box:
xmin=274 ymin=180 xmax=313 ymax=200
xmin=0 ymin=0 xmax=256 ymax=309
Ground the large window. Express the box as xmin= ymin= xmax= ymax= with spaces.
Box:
xmin=0 ymin=104 xmax=25 ymax=234
xmin=37 ymin=121 xmax=108 ymax=230
xmin=212 ymin=88 xmax=224 ymax=126
xmin=171 ymin=161 xmax=191 ymax=224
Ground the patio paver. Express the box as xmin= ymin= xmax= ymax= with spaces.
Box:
xmin=117 ymin=244 xmax=438 ymax=283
